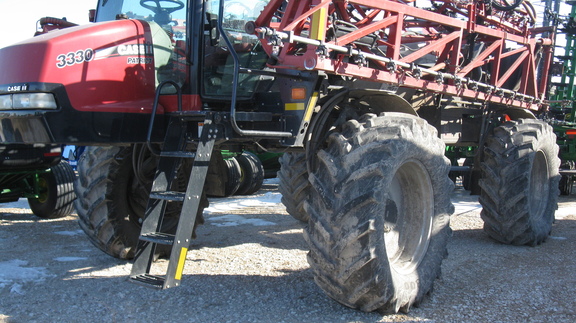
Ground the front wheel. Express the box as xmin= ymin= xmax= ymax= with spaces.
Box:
xmin=28 ymin=160 xmax=76 ymax=219
xmin=479 ymin=119 xmax=560 ymax=246
xmin=75 ymin=146 xmax=207 ymax=259
xmin=305 ymin=113 xmax=454 ymax=313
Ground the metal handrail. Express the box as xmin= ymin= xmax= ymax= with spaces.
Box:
xmin=216 ymin=5 xmax=292 ymax=138
xmin=146 ymin=80 xmax=183 ymax=155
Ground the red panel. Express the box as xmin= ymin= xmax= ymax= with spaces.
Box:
xmin=0 ymin=20 xmax=160 ymax=113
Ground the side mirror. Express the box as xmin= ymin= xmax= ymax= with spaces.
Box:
xmin=89 ymin=9 xmax=96 ymax=22
xmin=207 ymin=13 xmax=220 ymax=46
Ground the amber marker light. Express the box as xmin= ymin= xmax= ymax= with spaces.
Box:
xmin=292 ymin=88 xmax=306 ymax=101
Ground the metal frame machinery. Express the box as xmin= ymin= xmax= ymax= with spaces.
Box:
xmin=548 ymin=0 xmax=576 ymax=194
xmin=0 ymin=0 xmax=563 ymax=314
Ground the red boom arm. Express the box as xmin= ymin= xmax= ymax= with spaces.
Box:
xmin=255 ymin=0 xmax=554 ymax=111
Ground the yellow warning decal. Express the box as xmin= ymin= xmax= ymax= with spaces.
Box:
xmin=304 ymin=92 xmax=319 ymax=123
xmin=175 ymin=247 xmax=188 ymax=280
xmin=285 ymin=102 xmax=305 ymax=111
xmin=310 ymin=7 xmax=327 ymax=41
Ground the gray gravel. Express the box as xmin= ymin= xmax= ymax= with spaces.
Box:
xmin=1 ymin=181 xmax=575 ymax=322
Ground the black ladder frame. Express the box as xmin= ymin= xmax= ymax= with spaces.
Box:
xmin=130 ymin=116 xmax=216 ymax=289
xmin=130 ymin=81 xmax=217 ymax=289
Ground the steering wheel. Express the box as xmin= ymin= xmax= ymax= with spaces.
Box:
xmin=140 ymin=0 xmax=184 ymax=14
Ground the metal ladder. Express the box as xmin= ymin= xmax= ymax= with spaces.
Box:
xmin=129 ymin=82 xmax=216 ymax=289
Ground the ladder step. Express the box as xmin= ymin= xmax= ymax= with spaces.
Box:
xmin=150 ymin=191 xmax=185 ymax=202
xmin=160 ymin=151 xmax=196 ymax=158
xmin=140 ymin=232 xmax=175 ymax=245
xmin=129 ymin=274 xmax=165 ymax=289
xmin=450 ymin=166 xmax=471 ymax=172
xmin=131 ymin=115 xmax=217 ymax=290
xmin=167 ymin=111 xmax=205 ymax=120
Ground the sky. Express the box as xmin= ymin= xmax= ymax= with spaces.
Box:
xmin=0 ymin=0 xmax=94 ymax=49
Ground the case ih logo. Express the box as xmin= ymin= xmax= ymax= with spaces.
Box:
xmin=117 ymin=44 xmax=154 ymax=65
xmin=57 ymin=43 xmax=154 ymax=68
xmin=117 ymin=44 xmax=153 ymax=56
xmin=6 ymin=84 xmax=28 ymax=92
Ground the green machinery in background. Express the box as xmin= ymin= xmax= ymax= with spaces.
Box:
xmin=548 ymin=0 xmax=576 ymax=195
xmin=65 ymin=145 xmax=282 ymax=198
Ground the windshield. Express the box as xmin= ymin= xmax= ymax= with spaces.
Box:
xmin=94 ymin=0 xmax=272 ymax=99
xmin=95 ymin=0 xmax=187 ymax=41
xmin=202 ymin=0 xmax=270 ymax=98
xmin=206 ymin=0 xmax=267 ymax=26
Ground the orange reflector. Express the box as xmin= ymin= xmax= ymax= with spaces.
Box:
xmin=292 ymin=88 xmax=306 ymax=100
xmin=567 ymin=129 xmax=576 ymax=135
xmin=504 ymin=114 xmax=511 ymax=121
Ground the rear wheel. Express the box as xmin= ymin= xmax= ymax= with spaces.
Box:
xmin=559 ymin=161 xmax=574 ymax=196
xmin=235 ymin=152 xmax=264 ymax=195
xmin=461 ymin=157 xmax=474 ymax=191
xmin=223 ymin=157 xmax=242 ymax=196
xmin=278 ymin=152 xmax=311 ymax=222
xmin=75 ymin=146 xmax=207 ymax=259
xmin=305 ymin=113 xmax=453 ymax=313
xmin=28 ymin=161 xmax=76 ymax=219
xmin=479 ymin=119 xmax=560 ymax=246
xmin=559 ymin=174 xmax=574 ymax=196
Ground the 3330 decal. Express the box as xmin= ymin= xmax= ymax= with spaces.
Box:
xmin=56 ymin=48 xmax=94 ymax=68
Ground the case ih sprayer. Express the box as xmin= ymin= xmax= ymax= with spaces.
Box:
xmin=0 ymin=0 xmax=561 ymax=313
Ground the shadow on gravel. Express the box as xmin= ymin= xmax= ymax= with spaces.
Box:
xmin=2 ymin=187 xmax=576 ymax=322
xmin=0 ymin=266 xmax=394 ymax=322
xmin=0 ymin=212 xmax=72 ymax=222
xmin=449 ymin=227 xmax=495 ymax=244
xmin=0 ymin=209 xmax=387 ymax=322
xmin=449 ymin=217 xmax=576 ymax=248
xmin=193 ymin=219 xmax=308 ymax=251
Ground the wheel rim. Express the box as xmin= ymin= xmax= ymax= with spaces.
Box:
xmin=529 ymin=150 xmax=549 ymax=217
xmin=384 ymin=159 xmax=433 ymax=275
xmin=36 ymin=177 xmax=48 ymax=204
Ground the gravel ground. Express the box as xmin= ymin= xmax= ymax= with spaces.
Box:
xmin=1 ymin=180 xmax=575 ymax=323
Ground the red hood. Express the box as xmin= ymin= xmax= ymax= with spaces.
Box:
xmin=0 ymin=20 xmax=157 ymax=113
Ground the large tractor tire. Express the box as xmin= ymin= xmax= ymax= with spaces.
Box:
xmin=278 ymin=152 xmax=311 ymax=222
xmin=75 ymin=146 xmax=207 ymax=259
xmin=28 ymin=160 xmax=76 ymax=219
xmin=304 ymin=113 xmax=454 ymax=313
xmin=479 ymin=119 xmax=560 ymax=246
